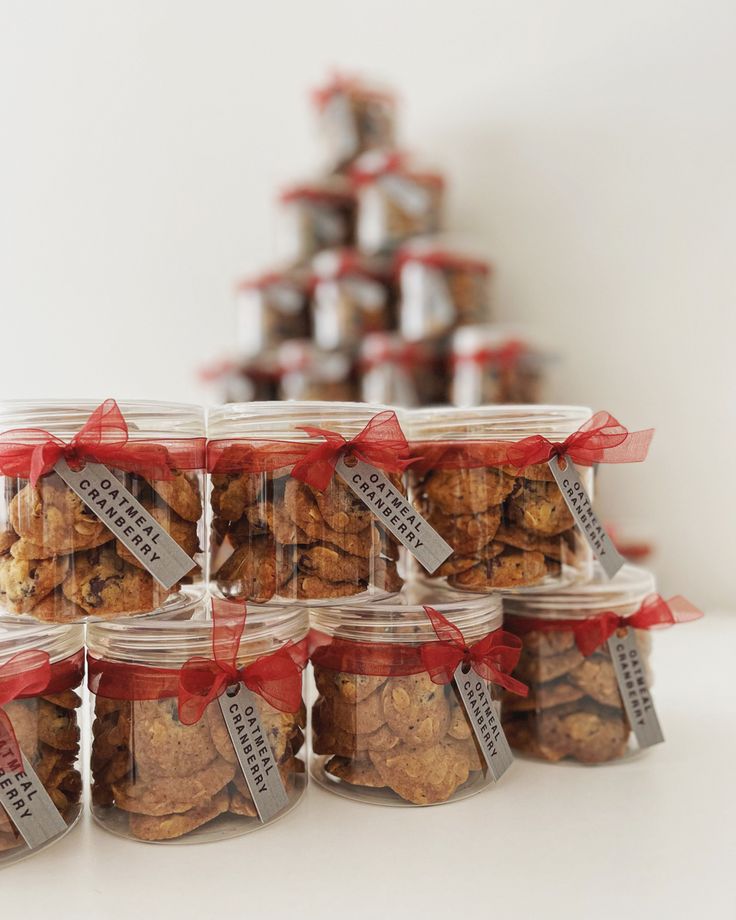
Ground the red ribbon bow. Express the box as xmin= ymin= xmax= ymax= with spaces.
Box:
xmin=505 ymin=411 xmax=654 ymax=470
xmin=290 ymin=409 xmax=413 ymax=492
xmin=0 ymin=399 xmax=180 ymax=486
xmin=571 ymin=594 xmax=703 ymax=657
xmin=419 ymin=607 xmax=528 ymax=697
xmin=177 ymin=602 xmax=305 ymax=726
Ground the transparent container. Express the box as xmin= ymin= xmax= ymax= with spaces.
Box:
xmin=450 ymin=326 xmax=548 ymax=406
xmin=86 ymin=597 xmax=308 ymax=843
xmin=208 ymin=402 xmax=405 ymax=604
xmin=311 ymin=249 xmax=394 ymax=351
xmin=407 ymin=405 xmax=594 ymax=591
xmin=277 ymin=340 xmax=359 ymax=402
xmin=501 ymin=565 xmax=656 ymax=764
xmin=312 ymin=74 xmax=397 ymax=173
xmin=234 ymin=269 xmax=311 ymax=359
xmin=353 ymin=152 xmax=445 ymax=255
xmin=0 ymin=616 xmax=84 ymax=866
xmin=358 ymin=333 xmax=451 ymax=407
xmin=199 ymin=356 xmax=281 ymax=405
xmin=397 ymin=242 xmax=491 ymax=342
xmin=279 ymin=180 xmax=357 ymax=264
xmin=309 ymin=585 xmax=503 ymax=806
xmin=0 ymin=401 xmax=206 ymax=623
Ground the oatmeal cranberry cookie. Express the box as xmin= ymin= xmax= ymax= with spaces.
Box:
xmin=62 ymin=545 xmax=169 ymax=617
xmin=0 ymin=554 xmax=69 ymax=613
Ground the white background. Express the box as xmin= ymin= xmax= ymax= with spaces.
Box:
xmin=0 ymin=0 xmax=734 ymax=605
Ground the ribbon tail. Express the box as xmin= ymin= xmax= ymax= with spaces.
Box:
xmin=0 ymin=710 xmax=23 ymax=768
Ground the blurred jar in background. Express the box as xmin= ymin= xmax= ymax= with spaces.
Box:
xmin=234 ymin=269 xmax=311 ymax=359
xmin=352 ymin=152 xmax=444 ymax=256
xmin=199 ymin=356 xmax=281 ymax=404
xmin=450 ymin=326 xmax=548 ymax=406
xmin=311 ymin=249 xmax=395 ymax=351
xmin=397 ymin=239 xmax=491 ymax=343
xmin=278 ymin=179 xmax=357 ymax=264
xmin=312 ymin=74 xmax=397 ymax=174
xmin=277 ymin=339 xmax=359 ymax=402
xmin=358 ymin=332 xmax=451 ymax=407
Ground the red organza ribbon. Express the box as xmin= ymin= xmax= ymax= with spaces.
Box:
xmin=177 ymin=602 xmax=305 ymax=725
xmin=309 ymin=609 xmax=527 ymax=697
xmin=87 ymin=603 xmax=306 ymax=723
xmin=0 ymin=399 xmax=205 ymax=486
xmin=509 ymin=594 xmax=703 ymax=658
xmin=451 ymin=340 xmax=528 ymax=371
xmin=506 ymin=411 xmax=654 ymax=469
xmin=0 ymin=649 xmax=84 ymax=766
xmin=419 ymin=607 xmax=528 ymax=696
xmin=208 ymin=410 xmax=413 ymax=492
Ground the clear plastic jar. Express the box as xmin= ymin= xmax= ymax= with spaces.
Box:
xmin=397 ymin=242 xmax=491 ymax=341
xmin=208 ymin=403 xmax=406 ymax=604
xmin=277 ymin=340 xmax=359 ymax=402
xmin=450 ymin=326 xmax=548 ymax=406
xmin=234 ymin=269 xmax=311 ymax=359
xmin=310 ymin=586 xmax=503 ymax=806
xmin=501 ymin=565 xmax=657 ymax=764
xmin=0 ymin=401 xmax=206 ymax=623
xmin=311 ymin=249 xmax=394 ymax=351
xmin=312 ymin=74 xmax=397 ymax=173
xmin=86 ymin=597 xmax=308 ymax=843
xmin=358 ymin=333 xmax=451 ymax=407
xmin=199 ymin=356 xmax=281 ymax=405
xmin=279 ymin=180 xmax=357 ymax=264
xmin=407 ymin=406 xmax=594 ymax=591
xmin=352 ymin=152 xmax=445 ymax=255
xmin=0 ymin=616 xmax=84 ymax=866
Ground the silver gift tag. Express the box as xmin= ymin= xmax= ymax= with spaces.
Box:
xmin=547 ymin=455 xmax=625 ymax=579
xmin=335 ymin=457 xmax=453 ymax=573
xmin=607 ymin=627 xmax=664 ymax=748
xmin=0 ymin=737 xmax=68 ymax=849
xmin=453 ymin=664 xmax=514 ymax=782
xmin=218 ymin=683 xmax=289 ymax=823
xmin=54 ymin=459 xmax=196 ymax=589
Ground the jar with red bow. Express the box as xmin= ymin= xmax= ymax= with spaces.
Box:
xmin=312 ymin=74 xmax=397 ymax=174
xmin=0 ymin=400 xmax=207 ymax=623
xmin=278 ymin=179 xmax=357 ymax=265
xmin=351 ymin=152 xmax=445 ymax=255
xmin=397 ymin=241 xmax=491 ymax=342
xmin=450 ymin=326 xmax=548 ymax=406
xmin=0 ymin=616 xmax=84 ymax=865
xmin=501 ymin=565 xmax=703 ymax=764
xmin=86 ymin=597 xmax=308 ymax=842
xmin=309 ymin=588 xmax=525 ymax=805
xmin=310 ymin=249 xmax=395 ymax=351
xmin=207 ymin=403 xmax=408 ymax=604
xmin=407 ymin=406 xmax=603 ymax=591
xmin=234 ymin=268 xmax=311 ymax=360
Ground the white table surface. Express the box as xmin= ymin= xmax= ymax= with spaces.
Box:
xmin=4 ymin=614 xmax=734 ymax=920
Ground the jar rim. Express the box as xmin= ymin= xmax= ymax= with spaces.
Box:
xmin=310 ymin=586 xmax=503 ymax=644
xmin=503 ymin=564 xmax=656 ymax=618
xmin=86 ymin=596 xmax=309 ymax=667
xmin=408 ymin=404 xmax=592 ymax=441
xmin=0 ymin=615 xmax=84 ymax=667
xmin=208 ymin=400 xmax=399 ymax=440
xmin=0 ymin=399 xmax=205 ymax=439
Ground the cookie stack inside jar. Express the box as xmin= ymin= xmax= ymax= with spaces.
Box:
xmin=0 ymin=399 xmax=207 ymax=625
xmin=406 ymin=405 xmax=594 ymax=592
xmin=87 ymin=596 xmax=309 ymax=843
xmin=308 ymin=586 xmax=518 ymax=806
xmin=207 ymin=401 xmax=406 ymax=605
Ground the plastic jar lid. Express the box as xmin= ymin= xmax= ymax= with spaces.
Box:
xmin=0 ymin=616 xmax=84 ymax=668
xmin=0 ymin=400 xmax=205 ymax=441
xmin=408 ymin=404 xmax=591 ymax=442
xmin=208 ymin=400 xmax=397 ymax=442
xmin=503 ymin=564 xmax=656 ymax=620
xmin=86 ymin=596 xmax=309 ymax=669
xmin=396 ymin=241 xmax=490 ymax=275
xmin=310 ymin=584 xmax=503 ymax=645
